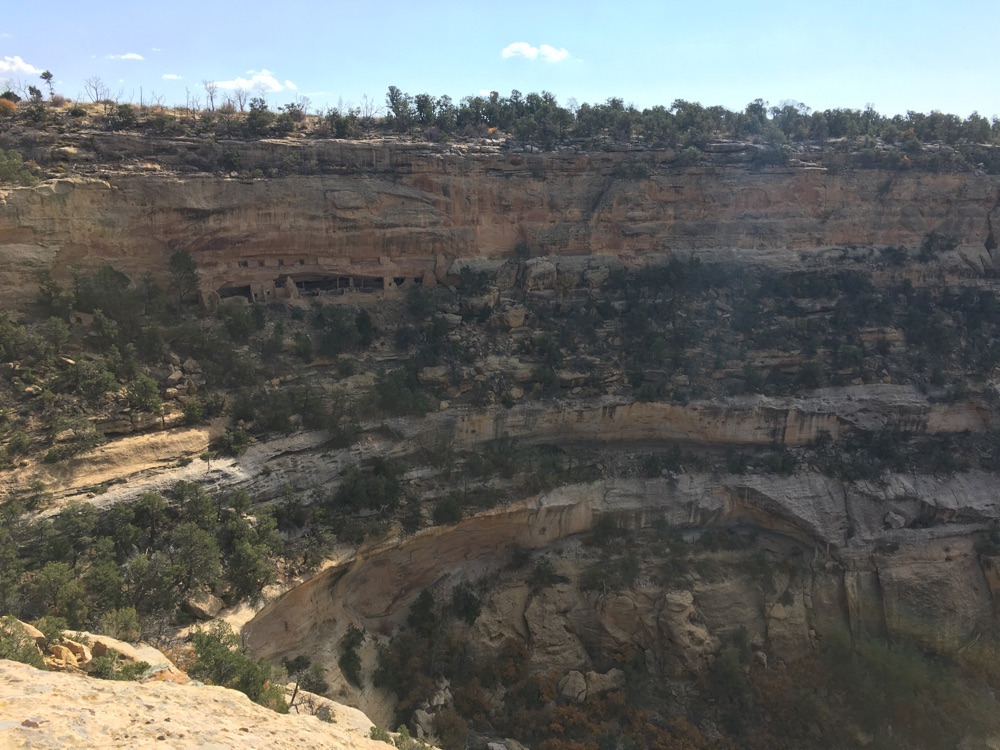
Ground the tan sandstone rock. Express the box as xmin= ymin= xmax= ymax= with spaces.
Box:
xmin=0 ymin=658 xmax=390 ymax=750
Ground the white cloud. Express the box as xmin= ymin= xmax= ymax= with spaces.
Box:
xmin=0 ymin=55 xmax=41 ymax=74
xmin=162 ymin=73 xmax=182 ymax=80
xmin=501 ymin=42 xmax=537 ymax=60
xmin=538 ymin=44 xmax=570 ymax=63
xmin=0 ymin=33 xmax=12 ymax=39
xmin=216 ymin=69 xmax=295 ymax=93
xmin=501 ymin=42 xmax=570 ymax=63
xmin=151 ymin=47 xmax=161 ymax=52
xmin=106 ymin=52 xmax=144 ymax=60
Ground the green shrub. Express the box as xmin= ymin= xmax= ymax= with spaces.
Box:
xmin=451 ymin=583 xmax=481 ymax=626
xmin=189 ymin=622 xmax=288 ymax=712
xmin=406 ymin=287 xmax=436 ymax=319
xmin=0 ymin=149 xmax=37 ymax=186
xmin=373 ymin=368 xmax=431 ymax=416
xmin=333 ymin=461 xmax=402 ymax=513
xmin=211 ymin=428 xmax=252 ymax=457
xmin=433 ymin=709 xmax=469 ymax=750
xmin=338 ymin=624 xmax=365 ymax=687
xmin=88 ymin=649 xmax=149 ymax=680
xmin=96 ymin=607 xmax=141 ymax=642
xmin=124 ymin=374 xmax=162 ymax=413
xmin=183 ymin=399 xmax=205 ymax=424
xmin=0 ymin=616 xmax=45 ymax=668
xmin=370 ymin=726 xmax=393 ymax=744
xmin=432 ymin=495 xmax=463 ymax=525
xmin=529 ymin=559 xmax=566 ymax=589
xmin=579 ymin=555 xmax=639 ymax=593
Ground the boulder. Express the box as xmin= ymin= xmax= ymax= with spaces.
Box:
xmin=63 ymin=639 xmax=93 ymax=665
xmin=413 ymin=708 xmax=435 ymax=739
xmin=558 ymin=670 xmax=588 ymax=702
xmin=183 ymin=591 xmax=225 ymax=620
xmin=503 ymin=306 xmax=527 ymax=329
xmin=74 ymin=631 xmax=179 ymax=679
xmin=885 ymin=511 xmax=906 ymax=529
xmin=585 ymin=669 xmax=626 ymax=696
xmin=47 ymin=644 xmax=78 ymax=667
xmin=523 ymin=259 xmax=557 ymax=291
xmin=15 ymin=619 xmax=46 ymax=647
xmin=418 ymin=366 xmax=452 ymax=388
xmin=429 ymin=680 xmax=452 ymax=708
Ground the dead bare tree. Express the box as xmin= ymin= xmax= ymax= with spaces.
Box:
xmin=84 ymin=76 xmax=109 ymax=103
xmin=202 ymin=80 xmax=217 ymax=111
xmin=184 ymin=87 xmax=202 ymax=115
xmin=234 ymin=88 xmax=249 ymax=112
xmin=6 ymin=77 xmax=32 ymax=98
xmin=251 ymin=81 xmax=269 ymax=102
xmin=294 ymin=94 xmax=312 ymax=114
xmin=358 ymin=94 xmax=379 ymax=128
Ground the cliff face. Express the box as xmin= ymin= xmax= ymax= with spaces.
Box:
xmin=245 ymin=468 xmax=999 ymax=724
xmin=7 ymin=138 xmax=1000 ymax=744
xmin=2 ymin=137 xmax=999 ymax=308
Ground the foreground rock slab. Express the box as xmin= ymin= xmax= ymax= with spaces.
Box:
xmin=0 ymin=659 xmax=385 ymax=749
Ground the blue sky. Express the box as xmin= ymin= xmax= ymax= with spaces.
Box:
xmin=2 ymin=0 xmax=998 ymax=119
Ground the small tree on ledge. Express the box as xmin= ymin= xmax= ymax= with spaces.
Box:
xmin=168 ymin=250 xmax=199 ymax=304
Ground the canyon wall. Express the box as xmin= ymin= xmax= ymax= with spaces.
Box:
xmin=245 ymin=469 xmax=999 ymax=724
xmin=2 ymin=137 xmax=1000 ymax=308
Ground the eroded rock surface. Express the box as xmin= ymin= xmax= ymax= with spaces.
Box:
xmin=0 ymin=659 xmax=385 ymax=750
xmin=2 ymin=143 xmax=999 ymax=310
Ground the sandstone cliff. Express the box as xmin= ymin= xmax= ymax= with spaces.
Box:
xmin=244 ymin=466 xmax=1000 ymax=724
xmin=2 ymin=137 xmax=999 ymax=309
xmin=6 ymin=134 xmax=1000 ymax=747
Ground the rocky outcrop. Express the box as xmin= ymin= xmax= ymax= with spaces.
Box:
xmin=451 ymin=384 xmax=991 ymax=449
xmin=0 ymin=658 xmax=387 ymax=749
xmin=245 ymin=467 xmax=1000 ymax=709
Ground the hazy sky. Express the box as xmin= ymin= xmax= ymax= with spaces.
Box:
xmin=2 ymin=0 xmax=998 ymax=119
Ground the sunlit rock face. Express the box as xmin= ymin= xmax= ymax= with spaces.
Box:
xmin=2 ymin=138 xmax=998 ymax=309
xmin=0 ymin=658 xmax=388 ymax=750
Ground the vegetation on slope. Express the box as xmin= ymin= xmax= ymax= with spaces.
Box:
xmin=2 ymin=78 xmax=1000 ymax=182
